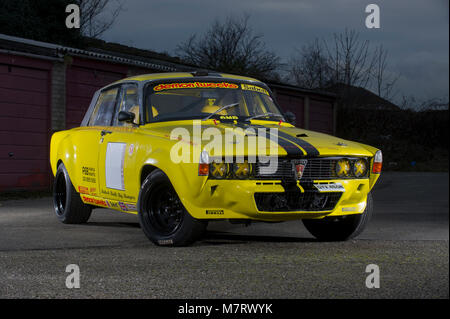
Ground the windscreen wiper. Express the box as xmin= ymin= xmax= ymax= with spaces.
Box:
xmin=202 ymin=103 xmax=239 ymax=121
xmin=245 ymin=112 xmax=284 ymax=121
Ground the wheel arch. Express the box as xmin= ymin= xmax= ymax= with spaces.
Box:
xmin=140 ymin=164 xmax=160 ymax=185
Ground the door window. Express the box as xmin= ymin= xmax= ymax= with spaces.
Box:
xmin=113 ymin=84 xmax=140 ymax=126
xmin=89 ymin=88 xmax=119 ymax=126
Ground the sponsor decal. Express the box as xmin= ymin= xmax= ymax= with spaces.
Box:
xmin=206 ymin=209 xmax=224 ymax=215
xmin=109 ymin=201 xmax=119 ymax=208
xmin=154 ymin=82 xmax=238 ymax=91
xmin=122 ymin=193 xmax=136 ymax=201
xmin=81 ymin=166 xmax=96 ymax=183
xmin=78 ymin=186 xmax=89 ymax=194
xmin=82 ymin=196 xmax=108 ymax=207
xmin=89 ymin=187 xmax=97 ymax=196
xmin=125 ymin=203 xmax=137 ymax=211
xmin=241 ymin=83 xmax=269 ymax=96
xmin=219 ymin=115 xmax=238 ymax=120
xmin=102 ymin=199 xmax=134 ymax=211
xmin=342 ymin=207 xmax=356 ymax=212
xmin=118 ymin=202 xmax=128 ymax=211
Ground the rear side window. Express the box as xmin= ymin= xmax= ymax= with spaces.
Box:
xmin=88 ymin=88 xmax=119 ymax=126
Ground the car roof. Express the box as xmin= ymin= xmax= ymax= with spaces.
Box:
xmin=113 ymin=72 xmax=262 ymax=84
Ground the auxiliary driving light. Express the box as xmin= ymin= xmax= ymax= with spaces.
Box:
xmin=233 ymin=160 xmax=252 ymax=179
xmin=353 ymin=158 xmax=368 ymax=177
xmin=335 ymin=158 xmax=351 ymax=177
xmin=210 ymin=162 xmax=229 ymax=179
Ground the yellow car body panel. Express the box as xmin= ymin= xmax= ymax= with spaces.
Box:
xmin=50 ymin=73 xmax=381 ymax=222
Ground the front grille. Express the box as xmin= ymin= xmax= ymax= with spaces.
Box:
xmin=302 ymin=158 xmax=336 ymax=180
xmin=254 ymin=190 xmax=342 ymax=212
xmin=255 ymin=157 xmax=368 ymax=180
xmin=254 ymin=160 xmax=294 ymax=180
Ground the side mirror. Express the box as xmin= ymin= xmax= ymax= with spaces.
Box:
xmin=284 ymin=111 xmax=296 ymax=125
xmin=118 ymin=111 xmax=135 ymax=123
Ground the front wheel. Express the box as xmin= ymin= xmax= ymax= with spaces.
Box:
xmin=302 ymin=193 xmax=373 ymax=241
xmin=138 ymin=169 xmax=207 ymax=246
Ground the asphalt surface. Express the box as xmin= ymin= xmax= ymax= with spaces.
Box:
xmin=0 ymin=172 xmax=448 ymax=299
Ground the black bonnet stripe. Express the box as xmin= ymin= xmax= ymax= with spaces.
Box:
xmin=231 ymin=122 xmax=305 ymax=157
xmin=277 ymin=130 xmax=320 ymax=157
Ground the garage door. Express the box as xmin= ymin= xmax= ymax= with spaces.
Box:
xmin=66 ymin=65 xmax=126 ymax=128
xmin=0 ymin=64 xmax=50 ymax=191
xmin=309 ymin=99 xmax=333 ymax=134
xmin=276 ymin=93 xmax=304 ymax=128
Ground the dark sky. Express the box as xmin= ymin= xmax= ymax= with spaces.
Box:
xmin=101 ymin=0 xmax=449 ymax=103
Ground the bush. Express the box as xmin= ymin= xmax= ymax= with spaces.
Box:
xmin=336 ymin=108 xmax=449 ymax=171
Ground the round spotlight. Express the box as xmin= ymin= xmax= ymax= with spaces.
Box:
xmin=335 ymin=158 xmax=351 ymax=178
xmin=353 ymin=158 xmax=368 ymax=177
xmin=233 ymin=160 xmax=252 ymax=179
xmin=209 ymin=161 xmax=229 ymax=179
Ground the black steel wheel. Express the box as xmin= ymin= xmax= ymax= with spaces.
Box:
xmin=53 ymin=163 xmax=92 ymax=224
xmin=146 ymin=183 xmax=185 ymax=236
xmin=302 ymin=192 xmax=373 ymax=241
xmin=138 ymin=169 xmax=207 ymax=246
xmin=54 ymin=169 xmax=67 ymax=216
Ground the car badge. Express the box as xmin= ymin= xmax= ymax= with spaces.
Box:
xmin=128 ymin=144 xmax=134 ymax=156
xmin=294 ymin=159 xmax=308 ymax=180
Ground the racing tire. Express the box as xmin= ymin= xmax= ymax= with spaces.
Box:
xmin=302 ymin=192 xmax=373 ymax=241
xmin=138 ymin=169 xmax=207 ymax=246
xmin=53 ymin=163 xmax=92 ymax=224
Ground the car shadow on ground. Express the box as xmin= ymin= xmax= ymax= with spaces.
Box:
xmin=84 ymin=221 xmax=141 ymax=228
xmin=199 ymin=231 xmax=316 ymax=245
xmin=82 ymin=223 xmax=317 ymax=246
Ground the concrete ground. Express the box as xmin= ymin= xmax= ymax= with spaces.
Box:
xmin=0 ymin=172 xmax=448 ymax=298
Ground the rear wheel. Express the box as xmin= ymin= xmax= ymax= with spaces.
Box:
xmin=138 ymin=169 xmax=207 ymax=246
xmin=53 ymin=163 xmax=92 ymax=224
xmin=302 ymin=193 xmax=373 ymax=241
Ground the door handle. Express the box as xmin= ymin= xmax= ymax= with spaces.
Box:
xmin=101 ymin=130 xmax=113 ymax=136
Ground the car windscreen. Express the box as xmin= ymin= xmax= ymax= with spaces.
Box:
xmin=144 ymin=80 xmax=285 ymax=123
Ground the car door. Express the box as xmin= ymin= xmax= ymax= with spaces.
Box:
xmin=73 ymin=87 xmax=120 ymax=198
xmin=96 ymin=83 xmax=140 ymax=208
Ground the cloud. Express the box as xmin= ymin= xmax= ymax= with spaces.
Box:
xmin=101 ymin=0 xmax=449 ymax=100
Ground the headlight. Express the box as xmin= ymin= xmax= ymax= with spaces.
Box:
xmin=353 ymin=158 xmax=368 ymax=177
xmin=335 ymin=158 xmax=351 ymax=177
xmin=233 ymin=160 xmax=253 ymax=179
xmin=209 ymin=161 xmax=229 ymax=179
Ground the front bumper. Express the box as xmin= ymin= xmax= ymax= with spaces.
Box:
xmin=180 ymin=178 xmax=373 ymax=221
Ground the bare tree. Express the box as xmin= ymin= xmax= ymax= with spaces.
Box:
xmin=372 ymin=45 xmax=399 ymax=101
xmin=290 ymin=29 xmax=400 ymax=105
xmin=323 ymin=29 xmax=375 ymax=89
xmin=400 ymin=95 xmax=449 ymax=111
xmin=76 ymin=0 xmax=123 ymax=38
xmin=288 ymin=39 xmax=332 ymax=89
xmin=176 ymin=14 xmax=280 ymax=79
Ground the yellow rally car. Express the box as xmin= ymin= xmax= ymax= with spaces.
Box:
xmin=50 ymin=72 xmax=382 ymax=246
